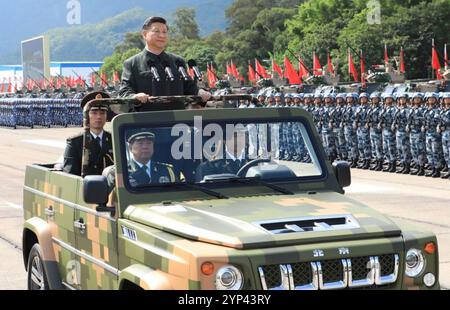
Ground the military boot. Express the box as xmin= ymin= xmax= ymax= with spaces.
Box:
xmin=389 ymin=162 xmax=397 ymax=173
xmin=425 ymin=168 xmax=435 ymax=177
xmin=442 ymin=166 xmax=449 ymax=173
xmin=432 ymin=168 xmax=441 ymax=178
xmin=362 ymin=159 xmax=370 ymax=170
xmin=350 ymin=158 xmax=358 ymax=168
xmin=416 ymin=165 xmax=425 ymax=176
xmin=441 ymin=171 xmax=450 ymax=179
xmin=383 ymin=162 xmax=392 ymax=172
xmin=396 ymin=163 xmax=405 ymax=174
xmin=402 ymin=163 xmax=411 ymax=174
xmin=375 ymin=160 xmax=384 ymax=171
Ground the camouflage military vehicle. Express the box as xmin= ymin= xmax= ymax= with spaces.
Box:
xmin=22 ymin=99 xmax=439 ymax=290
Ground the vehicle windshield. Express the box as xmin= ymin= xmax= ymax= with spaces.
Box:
xmin=122 ymin=118 xmax=323 ymax=190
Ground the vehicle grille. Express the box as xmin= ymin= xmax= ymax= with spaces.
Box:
xmin=258 ymin=254 xmax=399 ymax=290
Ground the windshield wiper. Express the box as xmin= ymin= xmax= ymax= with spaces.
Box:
xmin=234 ymin=177 xmax=294 ymax=195
xmin=136 ymin=183 xmax=228 ymax=199
xmin=205 ymin=176 xmax=294 ymax=195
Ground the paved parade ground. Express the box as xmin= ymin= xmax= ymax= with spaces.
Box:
xmin=0 ymin=126 xmax=449 ymax=290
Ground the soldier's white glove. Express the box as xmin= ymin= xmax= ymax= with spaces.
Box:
xmin=377 ymin=124 xmax=382 ymax=130
xmin=421 ymin=126 xmax=426 ymax=133
xmin=405 ymin=125 xmax=410 ymax=133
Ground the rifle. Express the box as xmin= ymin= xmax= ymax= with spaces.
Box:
xmin=90 ymin=68 xmax=110 ymax=88
xmin=287 ymin=48 xmax=313 ymax=76
xmin=72 ymin=70 xmax=89 ymax=88
xmin=39 ymin=73 xmax=55 ymax=90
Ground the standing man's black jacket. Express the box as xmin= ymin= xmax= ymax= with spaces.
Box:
xmin=63 ymin=132 xmax=114 ymax=176
xmin=119 ymin=49 xmax=198 ymax=99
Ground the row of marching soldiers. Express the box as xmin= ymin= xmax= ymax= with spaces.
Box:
xmin=239 ymin=91 xmax=450 ymax=179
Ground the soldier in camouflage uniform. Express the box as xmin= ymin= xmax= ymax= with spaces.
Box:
xmin=439 ymin=93 xmax=450 ymax=179
xmin=439 ymin=93 xmax=449 ymax=174
xmin=292 ymin=93 xmax=302 ymax=108
xmin=334 ymin=93 xmax=348 ymax=160
xmin=321 ymin=93 xmax=337 ymax=162
xmin=343 ymin=93 xmax=359 ymax=167
xmin=407 ymin=93 xmax=427 ymax=176
xmin=312 ymin=94 xmax=324 ymax=143
xmin=380 ymin=93 xmax=398 ymax=173
xmin=393 ymin=93 xmax=412 ymax=174
xmin=303 ymin=94 xmax=314 ymax=114
xmin=367 ymin=92 xmax=384 ymax=171
xmin=355 ymin=93 xmax=372 ymax=169
xmin=423 ymin=92 xmax=443 ymax=178
xmin=274 ymin=93 xmax=288 ymax=160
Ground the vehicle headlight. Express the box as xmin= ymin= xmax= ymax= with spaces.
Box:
xmin=405 ymin=248 xmax=426 ymax=278
xmin=215 ymin=265 xmax=243 ymax=290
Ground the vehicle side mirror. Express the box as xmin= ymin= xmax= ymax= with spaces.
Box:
xmin=332 ymin=161 xmax=351 ymax=188
xmin=83 ymin=176 xmax=114 ymax=215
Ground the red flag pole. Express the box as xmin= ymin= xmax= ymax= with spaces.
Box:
xmin=360 ymin=49 xmax=366 ymax=86
xmin=400 ymin=47 xmax=406 ymax=74
xmin=384 ymin=44 xmax=389 ymax=65
xmin=444 ymin=43 xmax=448 ymax=70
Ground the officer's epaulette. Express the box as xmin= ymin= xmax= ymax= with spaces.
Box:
xmin=67 ymin=132 xmax=84 ymax=141
xmin=154 ymin=162 xmax=174 ymax=168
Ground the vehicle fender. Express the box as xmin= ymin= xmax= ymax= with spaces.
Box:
xmin=23 ymin=217 xmax=64 ymax=290
xmin=119 ymin=264 xmax=173 ymax=290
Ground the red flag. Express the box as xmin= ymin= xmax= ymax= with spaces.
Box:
xmin=207 ymin=63 xmax=218 ymax=88
xmin=101 ymin=73 xmax=108 ymax=87
xmin=432 ymin=39 xmax=442 ymax=80
xmin=327 ymin=52 xmax=334 ymax=74
xmin=113 ymin=71 xmax=120 ymax=83
xmin=432 ymin=39 xmax=441 ymax=71
xmin=91 ymin=73 xmax=96 ymax=87
xmin=283 ymin=56 xmax=301 ymax=85
xmin=272 ymin=59 xmax=283 ymax=78
xmin=56 ymin=77 xmax=62 ymax=89
xmin=255 ymin=59 xmax=269 ymax=79
xmin=248 ymin=62 xmax=256 ymax=84
xmin=348 ymin=49 xmax=359 ymax=82
xmin=7 ymin=77 xmax=12 ymax=92
xmin=313 ymin=52 xmax=322 ymax=76
xmin=399 ymin=47 xmax=405 ymax=74
xmin=230 ymin=60 xmax=239 ymax=79
xmin=360 ymin=50 xmax=366 ymax=84
xmin=384 ymin=44 xmax=389 ymax=65
xmin=226 ymin=62 xmax=232 ymax=75
xmin=0 ymin=78 xmax=5 ymax=93
xmin=298 ymin=57 xmax=308 ymax=80
xmin=40 ymin=79 xmax=46 ymax=89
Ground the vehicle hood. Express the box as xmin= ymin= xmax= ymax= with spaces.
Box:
xmin=124 ymin=192 xmax=401 ymax=249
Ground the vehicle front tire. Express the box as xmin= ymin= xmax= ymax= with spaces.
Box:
xmin=27 ymin=243 xmax=49 ymax=290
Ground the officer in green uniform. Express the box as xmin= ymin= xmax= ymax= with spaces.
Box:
xmin=127 ymin=131 xmax=177 ymax=187
xmin=119 ymin=16 xmax=210 ymax=107
xmin=63 ymin=92 xmax=114 ymax=176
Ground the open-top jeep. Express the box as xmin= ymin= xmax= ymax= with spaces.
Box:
xmin=22 ymin=98 xmax=439 ymax=290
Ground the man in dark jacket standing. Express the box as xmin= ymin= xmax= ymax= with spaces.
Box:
xmin=119 ymin=16 xmax=210 ymax=106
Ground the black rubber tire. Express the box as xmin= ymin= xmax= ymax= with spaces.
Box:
xmin=27 ymin=243 xmax=50 ymax=290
